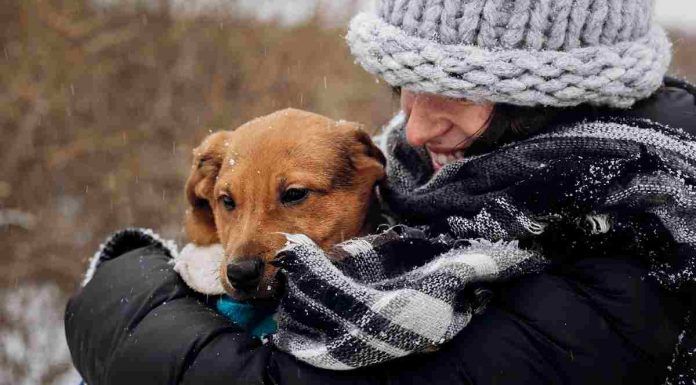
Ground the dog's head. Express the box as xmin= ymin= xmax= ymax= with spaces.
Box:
xmin=185 ymin=109 xmax=385 ymax=301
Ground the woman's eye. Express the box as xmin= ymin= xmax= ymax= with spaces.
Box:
xmin=220 ymin=195 xmax=236 ymax=211
xmin=281 ymin=188 xmax=309 ymax=205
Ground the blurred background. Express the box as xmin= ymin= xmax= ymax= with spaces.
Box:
xmin=0 ymin=1 xmax=694 ymax=383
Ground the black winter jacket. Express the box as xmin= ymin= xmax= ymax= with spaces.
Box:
xmin=65 ymin=80 xmax=696 ymax=385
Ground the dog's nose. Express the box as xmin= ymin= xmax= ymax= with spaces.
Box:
xmin=226 ymin=259 xmax=264 ymax=292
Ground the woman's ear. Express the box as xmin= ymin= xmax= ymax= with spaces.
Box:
xmin=184 ymin=131 xmax=229 ymax=245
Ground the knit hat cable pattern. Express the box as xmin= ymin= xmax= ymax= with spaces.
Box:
xmin=347 ymin=0 xmax=671 ymax=108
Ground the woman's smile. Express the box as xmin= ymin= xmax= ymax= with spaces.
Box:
xmin=400 ymin=89 xmax=494 ymax=172
xmin=426 ymin=145 xmax=466 ymax=171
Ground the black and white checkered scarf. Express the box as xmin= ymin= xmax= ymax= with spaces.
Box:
xmin=272 ymin=113 xmax=696 ymax=383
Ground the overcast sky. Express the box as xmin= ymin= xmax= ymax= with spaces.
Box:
xmin=102 ymin=0 xmax=696 ymax=32
xmin=235 ymin=0 xmax=696 ymax=32
xmin=654 ymin=0 xmax=696 ymax=31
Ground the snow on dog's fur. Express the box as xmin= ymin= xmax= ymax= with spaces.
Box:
xmin=179 ymin=109 xmax=385 ymax=300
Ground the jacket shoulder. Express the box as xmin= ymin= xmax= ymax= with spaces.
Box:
xmin=81 ymin=228 xmax=179 ymax=286
xmin=622 ymin=77 xmax=696 ymax=135
xmin=441 ymin=257 xmax=685 ymax=385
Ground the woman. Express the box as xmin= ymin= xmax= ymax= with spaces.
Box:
xmin=66 ymin=1 xmax=696 ymax=384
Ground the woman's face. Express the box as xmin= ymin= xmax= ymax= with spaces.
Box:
xmin=400 ymin=89 xmax=494 ymax=172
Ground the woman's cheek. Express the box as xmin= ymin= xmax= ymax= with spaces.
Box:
xmin=400 ymin=92 xmax=414 ymax=115
xmin=454 ymin=103 xmax=494 ymax=137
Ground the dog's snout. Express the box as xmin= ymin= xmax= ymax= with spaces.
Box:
xmin=226 ymin=259 xmax=264 ymax=292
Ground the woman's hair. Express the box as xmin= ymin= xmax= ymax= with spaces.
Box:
xmin=468 ymin=104 xmax=563 ymax=154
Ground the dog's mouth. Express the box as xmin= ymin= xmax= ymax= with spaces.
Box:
xmin=247 ymin=273 xmax=286 ymax=307
xmin=222 ymin=266 xmax=286 ymax=304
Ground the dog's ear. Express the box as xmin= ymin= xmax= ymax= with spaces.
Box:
xmin=338 ymin=121 xmax=386 ymax=184
xmin=184 ymin=131 xmax=229 ymax=245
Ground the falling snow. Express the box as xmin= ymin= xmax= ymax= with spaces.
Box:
xmin=0 ymin=285 xmax=81 ymax=385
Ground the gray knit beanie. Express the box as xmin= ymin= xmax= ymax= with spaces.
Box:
xmin=347 ymin=0 xmax=672 ymax=108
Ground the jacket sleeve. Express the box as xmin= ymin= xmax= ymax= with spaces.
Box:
xmin=65 ymin=232 xmax=384 ymax=385
xmin=65 ymin=232 xmax=685 ymax=385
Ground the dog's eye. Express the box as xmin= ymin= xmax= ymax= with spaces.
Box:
xmin=281 ymin=188 xmax=309 ymax=206
xmin=220 ymin=195 xmax=236 ymax=211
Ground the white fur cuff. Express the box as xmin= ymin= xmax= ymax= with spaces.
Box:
xmin=172 ymin=243 xmax=226 ymax=295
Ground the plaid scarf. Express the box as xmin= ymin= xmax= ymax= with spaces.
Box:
xmin=271 ymin=113 xmax=696 ymax=383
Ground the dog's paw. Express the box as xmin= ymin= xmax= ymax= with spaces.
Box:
xmin=172 ymin=243 xmax=226 ymax=295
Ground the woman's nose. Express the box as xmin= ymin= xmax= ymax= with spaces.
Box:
xmin=404 ymin=96 xmax=450 ymax=147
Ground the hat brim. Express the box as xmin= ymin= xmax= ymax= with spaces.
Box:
xmin=347 ymin=13 xmax=671 ymax=108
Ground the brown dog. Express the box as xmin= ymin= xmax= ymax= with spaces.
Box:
xmin=184 ymin=109 xmax=385 ymax=301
